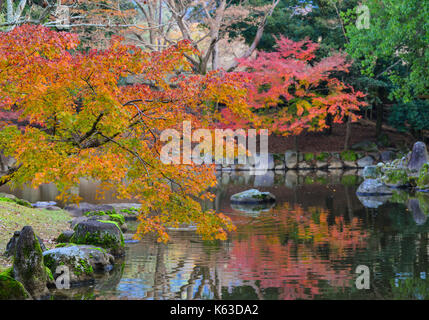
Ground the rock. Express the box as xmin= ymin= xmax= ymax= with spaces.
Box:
xmin=362 ymin=166 xmax=380 ymax=179
xmin=328 ymin=159 xmax=343 ymax=169
xmin=369 ymin=152 xmax=381 ymax=162
xmin=70 ymin=220 xmax=125 ymax=257
xmin=70 ymin=216 xmax=90 ymax=229
xmin=316 ymin=161 xmax=328 ymax=169
xmin=357 ymin=156 xmax=374 ymax=168
xmin=285 ymin=151 xmax=298 ymax=169
xmin=356 ymin=179 xmax=393 ymax=196
xmin=275 ymin=164 xmax=285 ymax=170
xmin=43 ymin=245 xmax=114 ymax=286
xmin=344 ymin=161 xmax=357 ymax=168
xmin=351 ymin=141 xmax=378 ymax=152
xmin=107 ymin=203 xmax=142 ymax=213
xmin=56 ymin=230 xmax=74 ymax=243
xmin=380 ymin=150 xmax=395 ymax=162
xmin=298 ymin=161 xmax=312 ymax=170
xmin=104 ymin=203 xmax=140 ymax=221
xmin=5 ymin=231 xmax=46 ymax=257
xmin=408 ymin=141 xmax=428 ymax=172
xmin=31 ymin=201 xmax=57 ymax=208
xmin=64 ymin=202 xmax=115 ymax=216
xmin=85 ymin=213 xmax=127 ymax=232
xmin=0 ymin=271 xmax=31 ymax=300
xmin=230 ymin=189 xmax=276 ymax=204
xmin=382 ymin=168 xmax=410 ymax=188
xmin=13 ymin=226 xmax=49 ymax=298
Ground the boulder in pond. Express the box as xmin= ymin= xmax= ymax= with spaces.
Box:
xmin=230 ymin=189 xmax=275 ymax=204
xmin=70 ymin=220 xmax=125 ymax=257
xmin=357 ymin=156 xmax=374 ymax=168
xmin=408 ymin=141 xmax=428 ymax=172
xmin=12 ymin=226 xmax=50 ymax=298
xmin=5 ymin=230 xmax=46 ymax=257
xmin=0 ymin=270 xmax=31 ymax=300
xmin=362 ymin=165 xmax=380 ymax=179
xmin=43 ymin=245 xmax=114 ymax=286
xmin=356 ymin=179 xmax=393 ymax=196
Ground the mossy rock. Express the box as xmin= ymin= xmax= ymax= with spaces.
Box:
xmin=56 ymin=230 xmax=74 ymax=243
xmin=382 ymin=168 xmax=410 ymax=188
xmin=12 ymin=226 xmax=49 ymax=297
xmin=43 ymin=247 xmax=96 ymax=286
xmin=340 ymin=150 xmax=358 ymax=162
xmin=0 ymin=274 xmax=31 ymax=300
xmin=230 ymin=189 xmax=276 ymax=204
xmin=70 ymin=220 xmax=125 ymax=257
xmin=316 ymin=152 xmax=330 ymax=162
xmin=304 ymin=153 xmax=315 ymax=162
xmin=43 ymin=244 xmax=115 ymax=288
xmin=84 ymin=210 xmax=126 ymax=226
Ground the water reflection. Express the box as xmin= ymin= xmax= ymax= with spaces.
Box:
xmin=3 ymin=171 xmax=429 ymax=299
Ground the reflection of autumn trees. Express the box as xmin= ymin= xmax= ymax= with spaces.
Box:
xmin=228 ymin=204 xmax=368 ymax=299
xmin=118 ymin=204 xmax=368 ymax=300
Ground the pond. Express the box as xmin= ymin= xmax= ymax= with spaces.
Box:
xmin=2 ymin=170 xmax=429 ymax=300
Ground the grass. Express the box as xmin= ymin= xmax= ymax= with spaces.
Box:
xmin=0 ymin=201 xmax=71 ymax=271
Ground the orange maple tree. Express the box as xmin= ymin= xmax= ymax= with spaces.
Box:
xmin=223 ymin=36 xmax=367 ymax=135
xmin=0 ymin=25 xmax=251 ymax=242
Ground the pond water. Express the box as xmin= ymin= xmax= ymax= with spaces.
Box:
xmin=3 ymin=171 xmax=429 ymax=300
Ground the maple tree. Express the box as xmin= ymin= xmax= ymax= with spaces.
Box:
xmin=0 ymin=24 xmax=251 ymax=242
xmin=227 ymin=36 xmax=367 ymax=138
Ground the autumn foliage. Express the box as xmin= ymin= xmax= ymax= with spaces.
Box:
xmin=0 ymin=25 xmax=250 ymax=242
xmin=226 ymin=36 xmax=367 ymax=135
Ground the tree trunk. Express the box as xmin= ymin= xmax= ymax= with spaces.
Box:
xmin=375 ymin=103 xmax=383 ymax=138
xmin=6 ymin=0 xmax=13 ymax=23
xmin=212 ymin=42 xmax=219 ymax=70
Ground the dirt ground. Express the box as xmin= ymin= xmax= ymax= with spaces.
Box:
xmin=267 ymin=120 xmax=414 ymax=153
